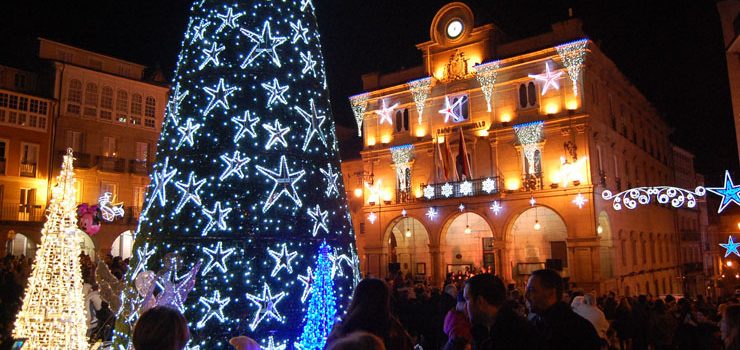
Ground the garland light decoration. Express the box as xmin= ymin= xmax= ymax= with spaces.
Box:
xmin=297 ymin=241 xmax=338 ymax=350
xmin=12 ymin=149 xmax=88 ymax=349
xmin=407 ymin=77 xmax=432 ymax=125
xmin=601 ymin=186 xmax=706 ymax=211
xmin=555 ymin=38 xmax=588 ymax=96
xmin=513 ymin=121 xmax=545 ymax=175
xmin=474 ymin=60 xmax=500 ymax=112
xmin=390 ymin=144 xmax=414 ymax=193
xmin=349 ymin=92 xmax=369 ymax=136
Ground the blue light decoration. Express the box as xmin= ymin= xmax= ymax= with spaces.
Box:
xmin=720 ymin=236 xmax=740 ymax=258
xmin=297 ymin=242 xmax=338 ymax=350
xmin=112 ymin=1 xmax=361 ymax=348
xmin=706 ymin=170 xmax=740 ymax=213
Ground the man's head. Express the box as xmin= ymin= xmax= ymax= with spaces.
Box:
xmin=463 ymin=273 xmax=506 ymax=325
xmin=525 ymin=269 xmax=563 ymax=314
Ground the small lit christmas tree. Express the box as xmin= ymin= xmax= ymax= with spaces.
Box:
xmin=13 ymin=148 xmax=88 ymax=349
xmin=297 ymin=241 xmax=337 ymax=350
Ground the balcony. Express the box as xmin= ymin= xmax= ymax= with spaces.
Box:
xmin=419 ymin=176 xmax=500 ymax=201
xmin=0 ymin=203 xmax=45 ymax=222
xmin=97 ymin=156 xmax=126 ymax=173
xmin=680 ymin=231 xmax=700 ymax=241
xmin=521 ymin=172 xmax=544 ymax=191
xmin=129 ymin=160 xmax=151 ymax=175
xmin=19 ymin=163 xmax=37 ymax=177
xmin=683 ymin=262 xmax=703 ymax=274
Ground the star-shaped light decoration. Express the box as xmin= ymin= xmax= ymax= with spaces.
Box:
xmin=232 ymin=111 xmax=260 ymax=143
xmin=367 ymin=211 xmax=377 ymax=224
xmin=706 ymin=170 xmax=740 ymax=213
xmin=198 ymin=42 xmax=225 ymax=70
xmin=300 ymin=0 xmax=314 ymax=12
xmin=438 ymin=95 xmax=466 ymax=123
xmin=263 ymin=337 xmax=287 ymax=350
xmin=262 ymin=120 xmax=291 ymax=150
xmin=375 ymin=100 xmax=398 ymax=125
xmin=296 ymin=99 xmax=327 ymax=151
xmin=572 ymin=193 xmax=587 ymax=209
xmin=441 ymin=183 xmax=453 ymax=198
xmin=307 ymin=204 xmax=329 ymax=237
xmin=201 ymin=242 xmax=235 ymax=276
xmin=174 ymin=172 xmax=206 ymax=214
xmin=460 ymin=181 xmax=473 ymax=196
xmin=215 ymin=7 xmax=243 ymax=33
xmin=528 ymin=62 xmax=564 ymax=95
xmin=131 ymin=243 xmax=156 ymax=278
xmin=319 ymin=163 xmax=339 ymax=197
xmin=423 ymin=185 xmax=435 ymax=199
xmin=240 ymin=21 xmax=288 ymax=68
xmin=329 ymin=251 xmax=352 ymax=278
xmin=458 ymin=203 xmax=466 ymax=212
xmin=482 ymin=178 xmax=497 ymax=194
xmin=268 ymin=244 xmax=298 ymax=277
xmin=245 ymin=283 xmax=286 ymax=331
xmin=721 ymin=236 xmax=740 ymax=258
xmin=196 ymin=290 xmax=231 ymax=328
xmin=167 ymin=83 xmax=190 ymax=126
xmin=290 ymin=20 xmax=309 ymax=44
xmin=177 ymin=118 xmax=202 ymax=149
xmin=300 ymin=51 xmax=317 ymax=76
xmin=529 ymin=196 xmax=536 ymax=207
xmin=255 ymin=155 xmax=306 ymax=212
xmin=365 ymin=180 xmax=382 ymax=204
xmin=201 ymin=201 xmax=232 ymax=236
xmin=401 ymin=208 xmax=407 ymax=217
xmin=148 ymin=158 xmax=177 ymax=209
xmin=190 ymin=19 xmax=210 ymax=44
xmin=490 ymin=201 xmax=503 ymax=215
xmin=426 ymin=207 xmax=438 ymax=220
xmin=297 ymin=266 xmax=313 ymax=303
xmin=261 ymin=78 xmax=289 ymax=106
xmin=219 ymin=150 xmax=250 ymax=181
xmin=203 ymin=78 xmax=237 ymax=115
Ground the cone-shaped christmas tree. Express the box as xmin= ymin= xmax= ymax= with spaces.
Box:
xmin=297 ymin=241 xmax=337 ymax=350
xmin=13 ymin=149 xmax=88 ymax=350
xmin=113 ymin=1 xmax=360 ymax=348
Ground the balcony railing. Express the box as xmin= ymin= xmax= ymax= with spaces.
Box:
xmin=419 ymin=176 xmax=500 ymax=201
xmin=19 ymin=163 xmax=37 ymax=177
xmin=129 ymin=160 xmax=151 ymax=175
xmin=97 ymin=156 xmax=127 ymax=173
xmin=521 ymin=172 xmax=544 ymax=191
xmin=0 ymin=203 xmax=45 ymax=222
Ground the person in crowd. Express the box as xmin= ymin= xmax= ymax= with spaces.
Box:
xmin=631 ymin=295 xmax=649 ymax=350
xmin=571 ymin=293 xmax=610 ymax=343
xmin=443 ymin=290 xmax=473 ymax=348
xmin=327 ymin=278 xmax=413 ymax=349
xmin=229 ymin=336 xmax=260 ymax=350
xmin=722 ymin=304 xmax=740 ymax=350
xmin=602 ymin=291 xmax=618 ymax=320
xmin=327 ymin=331 xmax=386 ymax=350
xmin=647 ymin=299 xmax=676 ymax=350
xmin=525 ymin=269 xmax=601 ymax=350
xmin=614 ymin=296 xmax=634 ymax=350
xmin=132 ymin=306 xmax=189 ymax=350
xmin=464 ymin=273 xmax=541 ymax=350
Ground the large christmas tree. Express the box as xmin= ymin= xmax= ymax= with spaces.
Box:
xmin=13 ymin=149 xmax=88 ymax=350
xmin=113 ymin=0 xmax=360 ymax=349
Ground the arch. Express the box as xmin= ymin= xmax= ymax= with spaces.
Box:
xmin=382 ymin=216 xmax=431 ymax=279
xmin=440 ymin=211 xmax=494 ymax=274
xmin=8 ymin=232 xmax=37 ymax=258
xmin=598 ymin=211 xmax=615 ymax=279
xmin=506 ymin=206 xmax=568 ymax=282
xmin=111 ymin=230 xmax=134 ymax=259
xmin=78 ymin=230 xmax=96 ymax=259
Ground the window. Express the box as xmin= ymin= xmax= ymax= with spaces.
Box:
xmin=116 ymin=90 xmax=128 ymax=112
xmin=19 ymin=188 xmax=36 ymax=213
xmin=19 ymin=97 xmax=28 ymax=111
xmin=135 ymin=142 xmax=149 ymax=162
xmin=14 ymin=74 xmax=26 ymax=89
xmin=100 ymin=181 xmax=118 ymax=198
xmin=84 ymin=83 xmax=98 ymax=117
xmin=30 ymin=99 xmax=39 ymax=113
xmin=66 ymin=131 xmax=83 ymax=152
xmin=67 ymin=79 xmax=82 ymax=115
xmin=0 ymin=93 xmax=7 ymax=107
xmin=394 ymin=110 xmax=408 ymax=133
xmin=145 ymin=96 xmax=156 ymax=118
xmin=20 ymin=143 xmax=38 ymax=165
xmin=621 ymin=240 xmax=627 ymax=267
xmin=131 ymin=94 xmax=142 ymax=115
xmin=130 ymin=116 xmax=141 ymax=125
xmin=101 ymin=87 xmax=113 ymax=109
xmin=641 ymin=239 xmax=647 ymax=264
xmin=145 ymin=118 xmax=155 ymax=128
xmin=38 ymin=101 xmax=48 ymax=115
xmin=102 ymin=136 xmax=117 ymax=157
xmin=0 ymin=140 xmax=6 ymax=175
xmin=518 ymin=82 xmax=538 ymax=109
xmin=9 ymin=95 xmax=18 ymax=109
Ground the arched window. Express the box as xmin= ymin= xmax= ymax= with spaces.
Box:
xmin=518 ymin=84 xmax=527 ymax=108
xmin=116 ymin=90 xmax=128 ymax=123
xmin=131 ymin=94 xmax=142 ymax=115
xmin=145 ymin=96 xmax=156 ymax=118
xmin=518 ymin=82 xmax=538 ymax=109
xmin=84 ymin=83 xmax=98 ymax=117
xmin=67 ymin=79 xmax=82 ymax=115
xmin=395 ymin=110 xmax=403 ymax=132
xmin=403 ymin=108 xmax=409 ymax=131
xmin=100 ymin=86 xmax=113 ymax=120
xmin=527 ymin=82 xmax=537 ymax=106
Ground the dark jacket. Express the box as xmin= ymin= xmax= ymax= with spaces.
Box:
xmin=472 ymin=303 xmax=542 ymax=350
xmin=326 ymin=315 xmax=414 ymax=350
xmin=530 ymin=301 xmax=601 ymax=350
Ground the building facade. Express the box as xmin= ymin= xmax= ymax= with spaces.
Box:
xmin=718 ymin=0 xmax=740 ymax=162
xmin=343 ymin=3 xmax=696 ymax=294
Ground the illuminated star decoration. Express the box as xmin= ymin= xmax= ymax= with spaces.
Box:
xmin=240 ymin=21 xmax=288 ymax=68
xmin=290 ymin=20 xmax=309 ymax=44
xmin=423 ymin=185 xmax=435 ymax=199
xmin=300 ymin=0 xmax=314 ymax=12
xmin=245 ymin=283 xmax=286 ymax=331
xmin=131 ymin=243 xmax=156 ymax=278
xmin=177 ymin=118 xmax=201 ymax=149
xmin=201 ymin=201 xmax=232 ymax=236
xmin=375 ymin=100 xmax=398 ymax=125
xmin=706 ymin=170 xmax=740 ymax=213
xmin=264 ymin=337 xmax=287 ymax=350
xmin=490 ymin=201 xmax=502 ymax=215
xmin=529 ymin=196 xmax=536 ymax=207
xmin=262 ymin=120 xmax=291 ymax=150
xmin=307 ymin=204 xmax=329 ymax=237
xmin=296 ymin=99 xmax=327 ymax=151
xmin=255 ymin=155 xmax=306 ymax=212
xmin=458 ymin=203 xmax=465 ymax=212
xmin=528 ymin=62 xmax=564 ymax=95
xmin=438 ymin=95 xmax=466 ymax=123
xmin=300 ymin=51 xmax=317 ymax=76
xmin=441 ymin=183 xmax=453 ymax=198
xmin=482 ymin=178 xmax=497 ymax=194
xmin=426 ymin=207 xmax=438 ymax=220
xmin=319 ymin=163 xmax=339 ymax=197
xmin=364 ymin=179 xmax=382 ymax=204
xmin=174 ymin=172 xmax=206 ymax=214
xmin=572 ymin=193 xmax=587 ymax=209
xmin=196 ymin=290 xmax=231 ymax=328
xmin=231 ymin=111 xmax=260 ymax=143
xmin=329 ymin=251 xmax=352 ymax=278
xmin=215 ymin=7 xmax=243 ymax=33
xmin=268 ymin=244 xmax=298 ymax=277
xmin=401 ymin=208 xmax=407 ymax=217
xmin=367 ymin=211 xmax=377 ymax=224
xmin=190 ymin=19 xmax=210 ymax=44
xmin=98 ymin=192 xmax=125 ymax=222
xmin=460 ymin=181 xmax=473 ymax=196
xmin=261 ymin=78 xmax=290 ymax=106
xmin=297 ymin=266 xmax=313 ymax=303
xmin=167 ymin=83 xmax=190 ymax=126
xmin=198 ymin=42 xmax=226 ymax=71
xmin=203 ymin=78 xmax=237 ymax=115
xmin=219 ymin=150 xmax=250 ymax=181
xmin=720 ymin=236 xmax=740 ymax=258
xmin=201 ymin=242 xmax=235 ymax=276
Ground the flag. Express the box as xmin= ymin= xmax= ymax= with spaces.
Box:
xmin=458 ymin=127 xmax=472 ymax=180
xmin=435 ymin=135 xmax=448 ymax=182
xmin=444 ymin=135 xmax=458 ymax=181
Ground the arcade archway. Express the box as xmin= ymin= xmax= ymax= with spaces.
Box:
xmin=442 ymin=212 xmax=494 ymax=274
xmin=112 ymin=230 xmax=134 ymax=259
xmin=8 ymin=232 xmax=36 ymax=258
xmin=508 ymin=206 xmax=567 ymax=283
xmin=384 ymin=217 xmax=430 ymax=280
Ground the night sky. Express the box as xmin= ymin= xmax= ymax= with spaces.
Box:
xmin=0 ymin=0 xmax=734 ymax=182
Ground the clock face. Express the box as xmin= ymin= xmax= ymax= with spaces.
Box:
xmin=446 ymin=20 xmax=463 ymax=39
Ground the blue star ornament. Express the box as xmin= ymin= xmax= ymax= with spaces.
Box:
xmin=721 ymin=236 xmax=740 ymax=258
xmin=706 ymin=170 xmax=740 ymax=213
